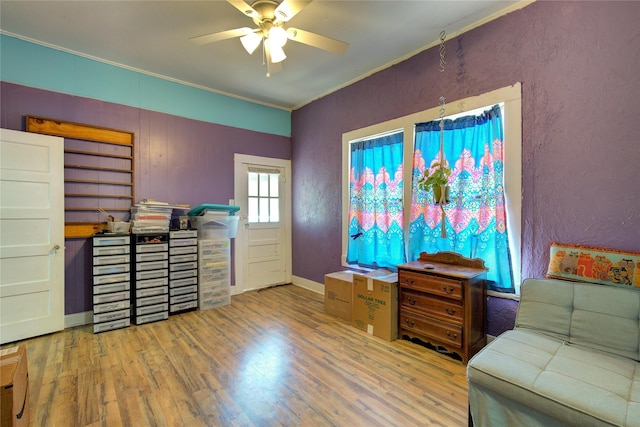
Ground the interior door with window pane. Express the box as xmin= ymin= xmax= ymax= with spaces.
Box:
xmin=234 ymin=155 xmax=290 ymax=293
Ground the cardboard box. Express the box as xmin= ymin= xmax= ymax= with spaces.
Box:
xmin=352 ymin=271 xmax=399 ymax=341
xmin=324 ymin=271 xmax=356 ymax=321
xmin=1 ymin=345 xmax=29 ymax=427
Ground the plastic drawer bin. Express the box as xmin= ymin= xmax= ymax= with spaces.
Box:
xmin=199 ymin=241 xmax=230 ymax=256
xmin=94 ymin=318 xmax=130 ymax=334
xmin=170 ymin=270 xmax=197 ymax=280
xmin=94 ymin=273 xmax=130 ymax=286
xmin=138 ymin=294 xmax=169 ymax=307
xmin=93 ymin=264 xmax=129 ymax=276
xmin=170 ymin=277 xmax=197 ymax=288
xmin=136 ymin=252 xmax=168 ymax=262
xmin=136 ymin=269 xmax=168 ymax=281
xmin=136 ymin=286 xmax=167 ymax=298
xmin=93 ymin=236 xmax=130 ymax=247
xmin=93 ymin=254 xmax=129 ymax=265
xmin=94 ymin=299 xmax=130 ymax=314
xmin=188 ymin=204 xmax=240 ymax=239
xmin=192 ymin=215 xmax=239 ymax=239
xmin=135 ymin=243 xmax=168 ymax=253
xmin=94 ymin=281 xmax=130 ymax=295
xmin=94 ymin=291 xmax=129 ymax=304
xmin=170 ymin=254 xmax=197 ymax=263
xmin=170 ymin=246 xmax=198 ymax=255
xmin=137 ymin=277 xmax=168 ymax=289
xmin=171 ymin=293 xmax=197 ymax=304
xmin=170 ymin=285 xmax=198 ymax=296
xmin=136 ymin=311 xmax=168 ymax=325
xmin=136 ymin=303 xmax=168 ymax=316
xmin=200 ymin=294 xmax=231 ymax=309
xmin=170 ymin=237 xmax=198 ymax=247
xmin=172 ymin=301 xmax=198 ymax=312
xmin=93 ymin=309 xmax=130 ymax=323
xmin=94 ymin=245 xmax=130 ymax=256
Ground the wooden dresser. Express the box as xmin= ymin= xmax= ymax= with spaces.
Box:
xmin=397 ymin=252 xmax=487 ymax=364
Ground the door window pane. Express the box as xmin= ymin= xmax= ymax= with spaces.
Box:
xmin=259 ymin=198 xmax=270 ymax=223
xmin=248 ymin=197 xmax=259 ymax=223
xmin=270 ymin=174 xmax=279 ymax=197
xmin=248 ymin=173 xmax=259 ymax=197
xmin=259 ymin=173 xmax=269 ymax=197
xmin=247 ymin=170 xmax=280 ymax=223
xmin=270 ymin=198 xmax=280 ymax=222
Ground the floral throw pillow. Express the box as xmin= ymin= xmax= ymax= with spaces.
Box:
xmin=546 ymin=242 xmax=640 ymax=288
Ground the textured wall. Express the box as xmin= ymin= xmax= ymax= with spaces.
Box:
xmin=1 ymin=82 xmax=291 ymax=315
xmin=487 ymin=296 xmax=518 ymax=337
xmin=291 ymin=1 xmax=640 ymax=285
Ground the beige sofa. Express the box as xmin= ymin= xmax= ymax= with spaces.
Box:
xmin=467 ymin=278 xmax=640 ymax=426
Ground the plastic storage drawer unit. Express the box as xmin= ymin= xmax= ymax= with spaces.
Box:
xmin=168 ymin=230 xmax=199 ymax=314
xmin=198 ymin=238 xmax=231 ymax=309
xmin=92 ymin=234 xmax=132 ymax=333
xmin=131 ymin=232 xmax=169 ymax=325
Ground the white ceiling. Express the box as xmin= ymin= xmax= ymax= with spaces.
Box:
xmin=0 ymin=0 xmax=523 ymax=110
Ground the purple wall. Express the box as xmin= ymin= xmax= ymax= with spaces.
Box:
xmin=291 ymin=1 xmax=640 ymax=287
xmin=1 ymin=82 xmax=290 ymax=315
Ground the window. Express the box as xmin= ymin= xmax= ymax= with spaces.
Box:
xmin=346 ymin=131 xmax=405 ymax=269
xmin=409 ymin=104 xmax=514 ymax=292
xmin=248 ymin=168 xmax=280 ymax=223
xmin=342 ymin=84 xmax=522 ymax=293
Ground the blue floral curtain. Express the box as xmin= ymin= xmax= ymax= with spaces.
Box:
xmin=409 ymin=105 xmax=514 ymax=292
xmin=347 ymin=132 xmax=406 ymax=269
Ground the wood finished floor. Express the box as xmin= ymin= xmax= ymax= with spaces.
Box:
xmin=11 ymin=285 xmax=469 ymax=427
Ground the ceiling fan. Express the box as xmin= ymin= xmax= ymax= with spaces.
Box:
xmin=190 ymin=0 xmax=349 ymax=76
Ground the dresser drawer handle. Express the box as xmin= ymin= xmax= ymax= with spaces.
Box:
xmin=442 ymin=285 xmax=455 ymax=294
xmin=407 ymin=296 xmax=417 ymax=305
xmin=445 ymin=306 xmax=456 ymax=315
xmin=446 ymin=330 xmax=458 ymax=340
xmin=404 ymin=278 xmax=415 ymax=286
xmin=404 ymin=318 xmax=415 ymax=327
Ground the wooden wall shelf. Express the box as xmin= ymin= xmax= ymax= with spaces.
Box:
xmin=64 ymin=149 xmax=133 ymax=160
xmin=26 ymin=116 xmax=135 ymax=238
xmin=65 ymin=179 xmax=133 ymax=186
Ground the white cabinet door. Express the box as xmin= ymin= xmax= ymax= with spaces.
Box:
xmin=1 ymin=128 xmax=65 ymax=344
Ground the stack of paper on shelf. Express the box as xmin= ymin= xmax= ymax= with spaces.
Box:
xmin=131 ymin=199 xmax=173 ymax=233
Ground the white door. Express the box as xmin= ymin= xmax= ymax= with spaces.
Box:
xmin=1 ymin=128 xmax=65 ymax=344
xmin=233 ymin=154 xmax=291 ymax=293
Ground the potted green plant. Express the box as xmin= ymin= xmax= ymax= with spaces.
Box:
xmin=418 ymin=162 xmax=451 ymax=204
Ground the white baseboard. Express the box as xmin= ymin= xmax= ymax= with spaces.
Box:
xmin=291 ymin=275 xmax=323 ymax=295
xmin=65 ymin=311 xmax=92 ymax=328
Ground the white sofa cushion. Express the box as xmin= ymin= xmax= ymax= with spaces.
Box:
xmin=468 ymin=329 xmax=640 ymax=426
xmin=516 ymin=278 xmax=640 ymax=361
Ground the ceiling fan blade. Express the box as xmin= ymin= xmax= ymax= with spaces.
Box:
xmin=190 ymin=27 xmax=254 ymax=45
xmin=227 ymin=0 xmax=259 ymax=19
xmin=274 ymin=0 xmax=312 ymax=22
xmin=286 ymin=27 xmax=348 ymax=55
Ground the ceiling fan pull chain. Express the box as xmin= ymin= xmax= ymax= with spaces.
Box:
xmin=438 ymin=30 xmax=447 ymax=174
xmin=438 ymin=30 xmax=448 ymax=238
xmin=262 ymin=40 xmax=271 ymax=77
xmin=439 ymin=30 xmax=446 ymax=73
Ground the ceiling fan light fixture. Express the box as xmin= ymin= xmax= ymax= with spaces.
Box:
xmin=240 ymin=32 xmax=262 ymax=54
xmin=267 ymin=40 xmax=287 ymax=63
xmin=268 ymin=26 xmax=288 ymax=48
